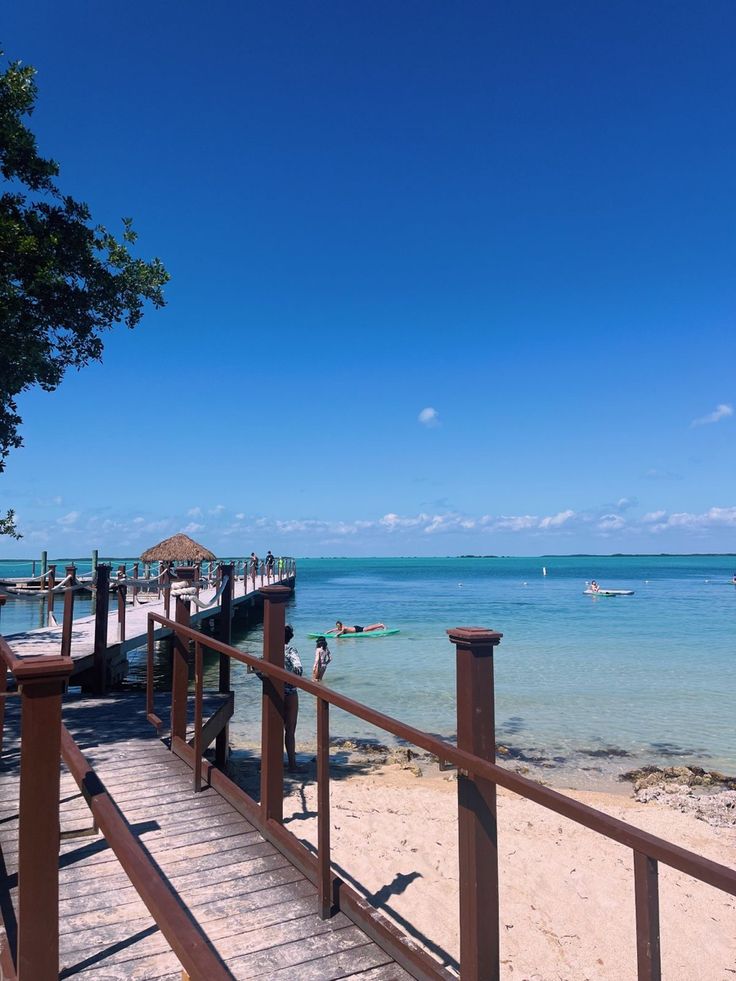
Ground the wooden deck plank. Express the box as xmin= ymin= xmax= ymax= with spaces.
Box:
xmin=266 ymin=943 xmax=400 ymax=979
xmin=225 ymin=926 xmax=377 ymax=978
xmin=0 ymin=691 xmax=411 ymax=981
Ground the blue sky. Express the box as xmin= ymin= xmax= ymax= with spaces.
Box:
xmin=2 ymin=2 xmax=735 ymax=556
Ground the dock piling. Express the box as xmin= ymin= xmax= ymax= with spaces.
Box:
xmin=117 ymin=565 xmax=126 ymax=644
xmin=171 ymin=568 xmax=194 ymax=743
xmin=60 ymin=564 xmax=77 ymax=659
xmin=47 ymin=564 xmax=56 ymax=625
xmin=93 ymin=565 xmax=111 ymax=694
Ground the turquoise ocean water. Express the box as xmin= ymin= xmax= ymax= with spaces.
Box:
xmin=2 ymin=555 xmax=735 ymax=780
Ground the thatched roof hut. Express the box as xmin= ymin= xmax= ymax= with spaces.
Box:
xmin=140 ymin=533 xmax=216 ymax=564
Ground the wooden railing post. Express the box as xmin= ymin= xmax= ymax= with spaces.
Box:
xmin=93 ymin=564 xmax=111 ymax=695
xmin=132 ymin=562 xmax=139 ymax=605
xmin=259 ymin=585 xmax=292 ymax=824
xmin=216 ymin=563 xmax=234 ymax=768
xmin=447 ymin=627 xmax=503 ymax=981
xmin=317 ymin=696 xmax=332 ymax=918
xmin=60 ymin=564 xmax=76 ymax=659
xmin=164 ymin=563 xmax=171 ymax=618
xmin=634 ymin=852 xmax=661 ymax=980
xmin=117 ymin=565 xmax=126 ymax=644
xmin=171 ymin=567 xmax=194 ymax=744
xmin=46 ymin=564 xmax=56 ymax=624
xmin=15 ymin=655 xmax=73 ymax=980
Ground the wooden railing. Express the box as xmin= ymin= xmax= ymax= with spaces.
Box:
xmin=148 ymin=586 xmax=736 ymax=981
xmin=0 ymin=636 xmax=229 ymax=980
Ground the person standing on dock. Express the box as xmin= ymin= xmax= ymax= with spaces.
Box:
xmin=265 ymin=550 xmax=275 ymax=581
xmin=250 ymin=552 xmax=259 ymax=588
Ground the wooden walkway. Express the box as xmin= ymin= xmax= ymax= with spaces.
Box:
xmin=2 ymin=572 xmax=292 ymax=680
xmin=0 ymin=693 xmax=411 ymax=980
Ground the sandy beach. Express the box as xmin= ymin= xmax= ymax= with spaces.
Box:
xmin=231 ymin=752 xmax=736 ymax=980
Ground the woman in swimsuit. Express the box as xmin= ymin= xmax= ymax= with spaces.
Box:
xmin=328 ymin=620 xmax=386 ymax=636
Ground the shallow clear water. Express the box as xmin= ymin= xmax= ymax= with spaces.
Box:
xmin=224 ymin=556 xmax=736 ymax=775
xmin=3 ymin=555 xmax=735 ymax=775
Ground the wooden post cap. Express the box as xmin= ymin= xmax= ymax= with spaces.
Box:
xmin=259 ymin=585 xmax=292 ymax=602
xmin=9 ymin=655 xmax=74 ymax=683
xmin=447 ymin=627 xmax=503 ymax=648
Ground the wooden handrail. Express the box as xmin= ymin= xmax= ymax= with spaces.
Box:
xmin=59 ymin=726 xmax=230 ymax=981
xmin=146 ymin=610 xmax=736 ymax=898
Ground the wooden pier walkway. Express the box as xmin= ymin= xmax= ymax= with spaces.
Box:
xmin=0 ymin=692 xmax=411 ymax=980
xmin=2 ymin=567 xmax=294 ymax=684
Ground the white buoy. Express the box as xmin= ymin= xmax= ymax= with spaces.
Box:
xmin=542 ymin=566 xmax=547 ymax=576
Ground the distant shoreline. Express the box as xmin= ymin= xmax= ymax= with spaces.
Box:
xmin=3 ymin=552 xmax=736 ymax=561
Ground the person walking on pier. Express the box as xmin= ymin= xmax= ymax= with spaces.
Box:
xmin=250 ymin=552 xmax=259 ymax=587
xmin=265 ymin=550 xmax=275 ymax=581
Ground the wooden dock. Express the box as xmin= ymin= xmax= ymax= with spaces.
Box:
xmin=2 ymin=566 xmax=294 ymax=686
xmin=0 ymin=692 xmax=412 ymax=979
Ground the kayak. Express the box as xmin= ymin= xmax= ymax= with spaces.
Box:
xmin=306 ymin=629 xmax=400 ymax=639
xmin=583 ymin=589 xmax=634 ymax=596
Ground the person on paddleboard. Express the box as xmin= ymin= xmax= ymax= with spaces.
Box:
xmin=590 ymin=580 xmax=600 ymax=593
xmin=326 ymin=620 xmax=386 ymax=636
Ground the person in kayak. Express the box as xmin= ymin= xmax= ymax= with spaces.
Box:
xmin=327 ymin=620 xmax=386 ymax=636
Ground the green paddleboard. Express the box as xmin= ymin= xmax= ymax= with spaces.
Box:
xmin=306 ymin=629 xmax=400 ymax=639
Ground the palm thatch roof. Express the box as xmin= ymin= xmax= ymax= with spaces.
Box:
xmin=140 ymin=533 xmax=216 ymax=563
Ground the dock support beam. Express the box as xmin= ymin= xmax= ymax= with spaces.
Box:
xmin=448 ymin=626 xmax=503 ymax=981
xmin=260 ymin=585 xmax=292 ymax=825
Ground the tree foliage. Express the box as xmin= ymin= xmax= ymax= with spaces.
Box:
xmin=0 ymin=53 xmax=169 ymax=486
xmin=0 ymin=509 xmax=20 ymax=539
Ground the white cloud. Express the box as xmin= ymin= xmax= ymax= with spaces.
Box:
xmin=641 ymin=510 xmax=666 ymax=523
xmin=183 ymin=522 xmax=204 ymax=534
xmin=598 ymin=514 xmax=626 ymax=532
xmin=538 ymin=509 xmax=576 ymax=529
xmin=187 ymin=507 xmax=202 ymax=517
xmin=654 ymin=506 xmax=736 ymax=531
xmin=208 ymin=504 xmax=226 ymax=515
xmin=644 ymin=469 xmax=682 ymax=481
xmin=690 ymin=403 xmax=733 ymax=428
xmin=57 ymin=511 xmax=79 ymax=526
xmin=418 ymin=407 xmax=439 ymax=427
xmin=491 ymin=515 xmax=538 ymax=531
